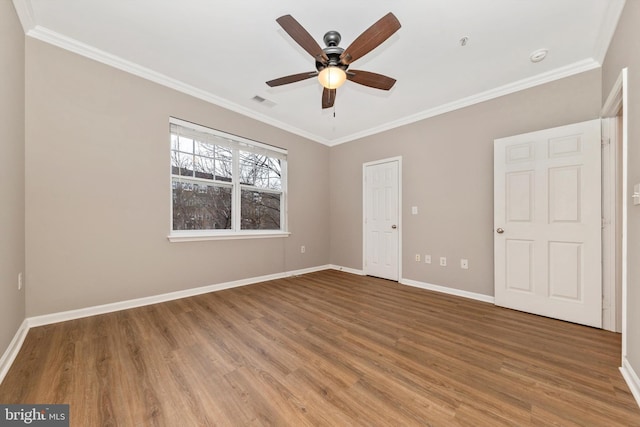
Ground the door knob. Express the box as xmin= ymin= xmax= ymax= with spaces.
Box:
xmin=496 ymin=228 xmax=504 ymax=234
xmin=391 ymin=225 xmax=397 ymax=229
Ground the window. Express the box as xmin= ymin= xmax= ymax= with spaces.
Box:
xmin=169 ymin=118 xmax=288 ymax=241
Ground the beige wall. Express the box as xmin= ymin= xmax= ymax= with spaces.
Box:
xmin=24 ymin=39 xmax=330 ymax=317
xmin=13 ymin=7 xmax=626 ymax=341
xmin=330 ymin=70 xmax=602 ymax=296
xmin=602 ymin=1 xmax=640 ymax=376
xmin=0 ymin=1 xmax=26 ymax=352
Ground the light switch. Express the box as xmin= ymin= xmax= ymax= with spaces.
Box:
xmin=411 ymin=206 xmax=418 ymax=215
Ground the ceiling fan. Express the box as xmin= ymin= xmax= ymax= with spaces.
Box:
xmin=266 ymin=13 xmax=401 ymax=109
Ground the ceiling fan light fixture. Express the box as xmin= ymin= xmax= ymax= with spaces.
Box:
xmin=318 ymin=66 xmax=347 ymax=89
xmin=269 ymin=13 xmax=401 ymax=108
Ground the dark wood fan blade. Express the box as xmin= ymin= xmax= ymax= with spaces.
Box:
xmin=276 ymin=15 xmax=328 ymax=62
xmin=266 ymin=72 xmax=318 ymax=87
xmin=340 ymin=13 xmax=401 ymax=65
xmin=347 ymin=70 xmax=396 ymax=90
xmin=322 ymin=88 xmax=336 ymax=109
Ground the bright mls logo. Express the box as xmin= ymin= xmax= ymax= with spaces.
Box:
xmin=0 ymin=405 xmax=68 ymax=426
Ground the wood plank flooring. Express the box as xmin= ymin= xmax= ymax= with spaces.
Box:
xmin=1 ymin=270 xmax=639 ymax=426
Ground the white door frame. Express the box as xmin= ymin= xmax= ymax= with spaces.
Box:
xmin=601 ymin=68 xmax=628 ymax=353
xmin=362 ymin=156 xmax=402 ymax=280
xmin=601 ymin=116 xmax=622 ymax=332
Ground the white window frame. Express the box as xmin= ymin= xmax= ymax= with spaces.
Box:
xmin=168 ymin=117 xmax=289 ymax=242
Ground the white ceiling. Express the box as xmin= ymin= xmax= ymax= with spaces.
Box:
xmin=13 ymin=0 xmax=625 ymax=146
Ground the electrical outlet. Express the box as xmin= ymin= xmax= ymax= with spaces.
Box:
xmin=424 ymin=254 xmax=431 ymax=264
xmin=18 ymin=272 xmax=23 ymax=290
xmin=461 ymin=259 xmax=469 ymax=269
xmin=415 ymin=254 xmax=421 ymax=262
xmin=440 ymin=257 xmax=447 ymax=267
xmin=300 ymin=245 xmax=306 ymax=254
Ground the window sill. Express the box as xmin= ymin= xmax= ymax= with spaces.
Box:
xmin=168 ymin=231 xmax=291 ymax=242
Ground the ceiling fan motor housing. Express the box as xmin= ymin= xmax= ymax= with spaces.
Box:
xmin=323 ymin=30 xmax=341 ymax=47
xmin=317 ymin=31 xmax=346 ymax=72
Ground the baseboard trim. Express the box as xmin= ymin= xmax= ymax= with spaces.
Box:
xmin=328 ymin=265 xmax=365 ymax=276
xmin=621 ymin=357 xmax=640 ymax=408
xmin=3 ymin=267 xmax=490 ymax=385
xmin=2 ymin=265 xmax=334 ymax=384
xmin=400 ymin=278 xmax=495 ymax=304
xmin=28 ymin=265 xmax=332 ymax=328
xmin=325 ymin=269 xmax=494 ymax=305
xmin=0 ymin=319 xmax=29 ymax=385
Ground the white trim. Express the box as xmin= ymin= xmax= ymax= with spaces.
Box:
xmin=621 ymin=69 xmax=628 ymax=359
xmin=593 ymin=0 xmax=627 ymax=64
xmin=280 ymin=160 xmax=288 ymax=233
xmin=1 ymin=266 xmax=330 ymax=382
xmin=329 ymin=265 xmax=365 ymax=276
xmin=362 ymin=157 xmax=403 ymax=281
xmin=397 ymin=158 xmax=403 ymax=282
xmin=601 ymin=68 xmax=628 ymax=358
xmin=232 ymin=146 xmax=241 ymax=230
xmin=620 ymin=357 xmax=640 ymax=409
xmin=13 ymin=266 xmax=362 ymax=331
xmin=27 ymin=265 xmax=331 ymax=328
xmin=20 ymin=20 xmax=602 ymax=148
xmin=326 ymin=59 xmax=601 ymax=146
xmin=602 ymin=72 xmax=625 ymax=116
xmin=170 ymin=117 xmax=287 ymax=155
xmin=168 ymin=231 xmax=291 ymax=242
xmin=169 ymin=118 xmax=288 ymax=237
xmin=0 ymin=267 xmax=481 ymax=384
xmin=0 ymin=319 xmax=29 ymax=385
xmin=25 ymin=26 xmax=330 ymax=146
xmin=11 ymin=0 xmax=35 ymax=32
xmin=400 ymin=278 xmax=495 ymax=304
xmin=601 ymin=117 xmax=620 ymax=332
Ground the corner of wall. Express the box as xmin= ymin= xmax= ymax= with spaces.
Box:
xmin=621 ymin=357 xmax=640 ymax=408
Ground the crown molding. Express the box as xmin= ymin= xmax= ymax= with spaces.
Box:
xmin=326 ymin=58 xmax=601 ymax=146
xmin=23 ymin=8 xmax=603 ymax=148
xmin=593 ymin=0 xmax=626 ymax=64
xmin=26 ymin=25 xmax=332 ymax=146
xmin=12 ymin=0 xmax=35 ymax=32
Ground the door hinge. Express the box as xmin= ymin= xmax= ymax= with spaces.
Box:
xmin=602 ymin=217 xmax=610 ymax=229
xmin=601 ymin=137 xmax=611 ymax=146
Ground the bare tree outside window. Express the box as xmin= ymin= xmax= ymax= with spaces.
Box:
xmin=239 ymin=151 xmax=281 ymax=230
xmin=172 ymin=181 xmax=232 ymax=230
xmin=170 ymin=122 xmax=286 ymax=234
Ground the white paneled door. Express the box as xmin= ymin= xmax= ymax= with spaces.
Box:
xmin=494 ymin=120 xmax=602 ymax=327
xmin=364 ymin=159 xmax=400 ymax=281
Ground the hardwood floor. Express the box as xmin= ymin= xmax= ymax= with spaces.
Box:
xmin=1 ymin=270 xmax=639 ymax=426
